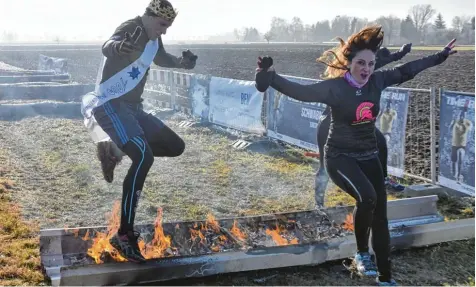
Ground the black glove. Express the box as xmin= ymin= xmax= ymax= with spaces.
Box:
xmin=116 ymin=26 xmax=142 ymax=55
xmin=442 ymin=39 xmax=457 ymax=56
xmin=399 ymin=43 xmax=412 ymax=55
xmin=255 ymin=56 xmax=274 ymax=92
xmin=257 ymin=56 xmax=273 ymax=70
xmin=180 ymin=49 xmax=198 ymax=69
xmin=438 ymin=39 xmax=457 ymax=63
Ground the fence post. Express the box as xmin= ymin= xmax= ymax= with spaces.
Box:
xmin=171 ymin=71 xmax=177 ymax=111
xmin=430 ymin=87 xmax=437 ymax=185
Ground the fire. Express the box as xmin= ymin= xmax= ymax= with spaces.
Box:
xmin=86 ymin=201 xmax=127 ymax=264
xmin=342 ymin=213 xmax=354 ymax=231
xmin=190 ymin=227 xmax=207 ymax=247
xmin=230 ymin=220 xmax=247 ymax=241
xmin=84 ymin=203 xmax=176 ymax=263
xmin=206 ymin=214 xmax=221 ymax=233
xmin=265 ymin=223 xmax=298 ymax=246
xmin=82 ymin=205 xmax=304 ymax=263
xmin=141 ymin=207 xmax=176 ymax=259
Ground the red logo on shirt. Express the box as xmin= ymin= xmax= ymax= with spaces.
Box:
xmin=353 ymin=102 xmax=376 ymax=125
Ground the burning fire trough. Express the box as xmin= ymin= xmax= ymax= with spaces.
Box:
xmin=40 ymin=195 xmax=474 ymax=286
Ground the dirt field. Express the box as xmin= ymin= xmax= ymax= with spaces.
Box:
xmin=1 ymin=43 xmax=474 ymax=180
xmin=0 ymin=44 xmax=474 ymax=286
xmin=0 ymin=43 xmax=474 ymax=92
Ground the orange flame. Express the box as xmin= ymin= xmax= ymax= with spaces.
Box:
xmin=342 ymin=213 xmax=354 ymax=232
xmin=265 ymin=223 xmax=298 ymax=246
xmin=86 ymin=201 xmax=127 ymax=264
xmin=141 ymin=207 xmax=176 ymax=259
xmin=206 ymin=214 xmax=221 ymax=233
xmin=230 ymin=220 xmax=247 ymax=241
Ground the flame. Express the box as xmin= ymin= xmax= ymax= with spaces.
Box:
xmin=342 ymin=213 xmax=354 ymax=231
xmin=189 ymin=227 xmax=207 ymax=247
xmin=230 ymin=220 xmax=247 ymax=241
xmin=82 ymin=230 xmax=90 ymax=241
xmin=206 ymin=214 xmax=221 ymax=233
xmin=141 ymin=207 xmax=176 ymax=259
xmin=84 ymin=204 xmax=176 ymax=263
xmin=265 ymin=223 xmax=298 ymax=246
xmin=86 ymin=201 xmax=127 ymax=264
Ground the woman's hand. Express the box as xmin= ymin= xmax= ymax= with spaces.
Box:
xmin=443 ymin=39 xmax=457 ymax=56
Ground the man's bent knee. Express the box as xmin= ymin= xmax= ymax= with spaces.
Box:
xmin=124 ymin=137 xmax=155 ymax=167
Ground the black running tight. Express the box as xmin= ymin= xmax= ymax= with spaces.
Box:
xmin=325 ymin=154 xmax=391 ymax=280
xmin=118 ymin=126 xmax=185 ymax=234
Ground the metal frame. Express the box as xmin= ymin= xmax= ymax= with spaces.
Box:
xmin=40 ymin=196 xmax=451 ymax=286
xmin=42 ymin=216 xmax=474 ymax=286
xmin=435 ymin=88 xmax=476 ymax=195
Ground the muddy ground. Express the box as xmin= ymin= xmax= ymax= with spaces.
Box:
xmin=1 ymin=43 xmax=474 ymax=180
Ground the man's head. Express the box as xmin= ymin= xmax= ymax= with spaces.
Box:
xmin=385 ymin=100 xmax=392 ymax=112
xmin=459 ymin=108 xmax=466 ymax=123
xmin=142 ymin=0 xmax=178 ymax=40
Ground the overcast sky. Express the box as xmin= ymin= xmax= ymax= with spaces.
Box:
xmin=0 ymin=0 xmax=474 ymax=42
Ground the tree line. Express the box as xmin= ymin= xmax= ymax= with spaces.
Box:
xmin=233 ymin=4 xmax=475 ymax=45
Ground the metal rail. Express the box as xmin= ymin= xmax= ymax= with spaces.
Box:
xmin=39 ymin=196 xmax=464 ymax=286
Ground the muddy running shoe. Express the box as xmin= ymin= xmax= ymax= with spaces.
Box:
xmin=385 ymin=177 xmax=405 ymax=192
xmin=109 ymin=230 xmax=146 ymax=263
xmin=97 ymin=141 xmax=122 ymax=183
xmin=354 ymin=252 xmax=378 ymax=277
xmin=376 ymin=278 xmax=398 ymax=286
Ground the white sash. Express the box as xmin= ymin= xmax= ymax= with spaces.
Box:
xmin=81 ymin=39 xmax=159 ymax=142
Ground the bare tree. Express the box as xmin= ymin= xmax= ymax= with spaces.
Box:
xmin=264 ymin=31 xmax=274 ymax=44
xmin=2 ymin=31 xmax=18 ymax=42
xmin=452 ymin=16 xmax=471 ymax=32
xmin=375 ymin=16 xmax=401 ymax=45
xmin=290 ymin=17 xmax=304 ymax=42
xmin=409 ymin=4 xmax=436 ymax=41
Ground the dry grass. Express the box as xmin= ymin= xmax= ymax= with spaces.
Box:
xmin=437 ymin=195 xmax=475 ymax=221
xmin=0 ymin=152 xmax=47 ymax=286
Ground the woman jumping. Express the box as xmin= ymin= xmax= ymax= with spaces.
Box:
xmin=315 ymin=44 xmax=412 ymax=207
xmin=255 ymin=25 xmax=457 ymax=286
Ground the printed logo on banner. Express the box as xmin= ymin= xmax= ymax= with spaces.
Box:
xmin=375 ymin=88 xmax=410 ymax=178
xmin=266 ymin=75 xmax=327 ymax=151
xmin=241 ymin=93 xmax=251 ymax=105
xmin=438 ymin=91 xmax=475 ymax=196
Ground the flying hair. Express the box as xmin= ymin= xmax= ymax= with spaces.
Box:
xmin=316 ymin=25 xmax=384 ymax=79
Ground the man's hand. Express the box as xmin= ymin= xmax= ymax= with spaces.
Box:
xmin=180 ymin=49 xmax=198 ymax=69
xmin=117 ymin=26 xmax=142 ymax=55
xmin=399 ymin=43 xmax=412 ymax=55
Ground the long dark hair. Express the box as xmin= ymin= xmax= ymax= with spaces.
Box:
xmin=317 ymin=25 xmax=384 ymax=79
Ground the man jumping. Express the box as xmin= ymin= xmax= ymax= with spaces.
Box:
xmin=378 ymin=100 xmax=397 ymax=145
xmin=449 ymin=106 xmax=473 ymax=183
xmin=81 ymin=0 xmax=197 ymax=263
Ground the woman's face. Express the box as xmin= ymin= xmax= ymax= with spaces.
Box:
xmin=349 ymin=49 xmax=376 ymax=84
